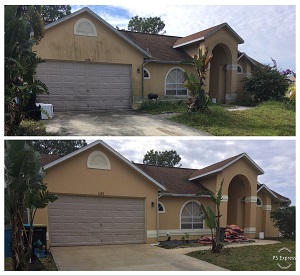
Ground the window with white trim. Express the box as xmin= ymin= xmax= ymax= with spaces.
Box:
xmin=144 ymin=69 xmax=151 ymax=79
xmin=165 ymin=68 xmax=188 ymax=96
xmin=158 ymin=202 xmax=165 ymax=213
xmin=237 ymin=65 xmax=243 ymax=74
xmin=74 ymin=18 xmax=97 ymax=37
xmin=87 ymin=151 xmax=111 ymax=170
xmin=181 ymin=201 xmax=203 ymax=229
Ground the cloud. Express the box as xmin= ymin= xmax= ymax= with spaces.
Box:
xmin=102 ymin=138 xmax=295 ymax=205
xmin=77 ymin=4 xmax=296 ymax=70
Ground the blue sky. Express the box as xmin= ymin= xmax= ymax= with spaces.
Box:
xmin=86 ymin=138 xmax=296 ymax=206
xmin=71 ymin=4 xmax=296 ymax=71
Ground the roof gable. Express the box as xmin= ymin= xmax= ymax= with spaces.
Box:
xmin=43 ymin=140 xmax=166 ymax=191
xmin=173 ymin=22 xmax=244 ymax=49
xmin=189 ymin=153 xmax=264 ymax=181
xmin=44 ymin=7 xmax=151 ymax=58
xmin=257 ymin=183 xmax=291 ymax=203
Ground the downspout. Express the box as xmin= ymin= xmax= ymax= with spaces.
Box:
xmin=141 ymin=59 xmax=150 ymax=102
xmin=156 ymin=193 xmax=164 ymax=242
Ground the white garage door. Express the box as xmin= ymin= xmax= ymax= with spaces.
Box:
xmin=48 ymin=195 xmax=145 ymax=246
xmin=36 ymin=61 xmax=132 ymax=111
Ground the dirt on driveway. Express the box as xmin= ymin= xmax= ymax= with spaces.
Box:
xmin=42 ymin=109 xmax=211 ymax=136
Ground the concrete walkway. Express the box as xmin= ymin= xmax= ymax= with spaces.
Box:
xmin=169 ymin=239 xmax=280 ymax=255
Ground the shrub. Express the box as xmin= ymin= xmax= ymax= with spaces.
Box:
xmin=270 ymin=206 xmax=295 ymax=239
xmin=242 ymin=64 xmax=290 ymax=103
xmin=13 ymin=120 xmax=48 ymax=136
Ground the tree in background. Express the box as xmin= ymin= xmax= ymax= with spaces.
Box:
xmin=32 ymin=140 xmax=87 ymax=156
xmin=128 ymin=16 xmax=165 ymax=34
xmin=42 ymin=5 xmax=71 ymax=22
xmin=5 ymin=5 xmax=48 ymax=135
xmin=270 ymin=206 xmax=295 ymax=239
xmin=5 ymin=140 xmax=58 ymax=270
xmin=242 ymin=58 xmax=291 ymax=103
xmin=143 ymin=149 xmax=181 ymax=167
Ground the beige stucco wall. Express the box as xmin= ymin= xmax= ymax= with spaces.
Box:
xmin=34 ymin=144 xmax=159 ymax=245
xmin=155 ymin=196 xmax=213 ymax=241
xmin=33 ymin=11 xmax=146 ymax=102
xmin=141 ymin=63 xmax=194 ymax=103
xmin=236 ymin=57 xmax=254 ymax=102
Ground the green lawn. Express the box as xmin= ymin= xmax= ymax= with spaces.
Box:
xmin=187 ymin=239 xmax=296 ymax=271
xmin=140 ymin=101 xmax=295 ymax=136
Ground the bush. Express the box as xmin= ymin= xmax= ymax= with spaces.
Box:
xmin=270 ymin=206 xmax=295 ymax=239
xmin=13 ymin=120 xmax=48 ymax=136
xmin=243 ymin=65 xmax=290 ymax=102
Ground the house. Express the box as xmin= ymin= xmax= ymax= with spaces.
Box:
xmin=33 ymin=7 xmax=260 ymax=111
xmin=34 ymin=140 xmax=290 ymax=247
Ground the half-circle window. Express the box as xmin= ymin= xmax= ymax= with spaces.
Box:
xmin=181 ymin=201 xmax=203 ymax=229
xmin=165 ymin=67 xmax=187 ymax=96
xmin=87 ymin=151 xmax=111 ymax=170
xmin=74 ymin=18 xmax=97 ymax=37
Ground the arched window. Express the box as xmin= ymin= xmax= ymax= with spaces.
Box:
xmin=87 ymin=151 xmax=111 ymax=170
xmin=74 ymin=18 xmax=97 ymax=37
xmin=181 ymin=201 xmax=203 ymax=229
xmin=165 ymin=67 xmax=187 ymax=96
xmin=257 ymin=197 xmax=262 ymax=207
xmin=237 ymin=65 xmax=243 ymax=74
xmin=144 ymin=69 xmax=151 ymax=79
xmin=158 ymin=202 xmax=165 ymax=213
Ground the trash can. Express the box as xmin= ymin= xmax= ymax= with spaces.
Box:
xmin=24 ymin=224 xmax=47 ymax=258
xmin=219 ymin=227 xmax=225 ymax=242
xmin=5 ymin=228 xmax=12 ymax=257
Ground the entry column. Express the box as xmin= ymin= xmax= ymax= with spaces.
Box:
xmin=244 ymin=196 xmax=257 ymax=238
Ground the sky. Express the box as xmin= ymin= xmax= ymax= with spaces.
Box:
xmin=86 ymin=138 xmax=297 ymax=206
xmin=70 ymin=3 xmax=296 ymax=72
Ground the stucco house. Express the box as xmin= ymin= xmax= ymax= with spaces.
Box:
xmin=33 ymin=7 xmax=260 ymax=111
xmin=34 ymin=141 xmax=290 ymax=247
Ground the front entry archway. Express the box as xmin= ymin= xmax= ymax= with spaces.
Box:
xmin=227 ymin=174 xmax=251 ymax=229
xmin=209 ymin=43 xmax=233 ymax=103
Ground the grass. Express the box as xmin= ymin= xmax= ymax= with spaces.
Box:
xmin=187 ymin=239 xmax=296 ymax=271
xmin=140 ymin=100 xmax=295 ymax=136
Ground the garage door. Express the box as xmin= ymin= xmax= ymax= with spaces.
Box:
xmin=36 ymin=61 xmax=132 ymax=111
xmin=48 ymin=195 xmax=145 ymax=246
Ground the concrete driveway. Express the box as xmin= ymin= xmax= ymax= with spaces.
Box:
xmin=42 ymin=110 xmax=210 ymax=136
xmin=50 ymin=244 xmax=226 ymax=271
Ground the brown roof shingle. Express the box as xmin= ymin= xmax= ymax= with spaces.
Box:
xmin=41 ymin=154 xmax=61 ymax=167
xmin=173 ymin=23 xmax=224 ymax=48
xmin=134 ymin=164 xmax=208 ymax=194
xmin=173 ymin=22 xmax=244 ymax=48
xmin=119 ymin=30 xmax=192 ymax=62
xmin=189 ymin=153 xmax=245 ymax=180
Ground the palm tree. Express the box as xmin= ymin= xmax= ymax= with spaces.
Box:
xmin=197 ymin=179 xmax=224 ymax=253
xmin=182 ymin=47 xmax=213 ymax=113
xmin=5 ymin=5 xmax=48 ymax=135
xmin=5 ymin=140 xmax=58 ymax=270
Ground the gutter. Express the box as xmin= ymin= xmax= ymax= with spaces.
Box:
xmin=141 ymin=59 xmax=150 ymax=101
xmin=156 ymin=193 xmax=165 ymax=242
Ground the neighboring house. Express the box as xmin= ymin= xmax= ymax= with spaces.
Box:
xmin=34 ymin=141 xmax=290 ymax=247
xmin=33 ymin=7 xmax=261 ymax=111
